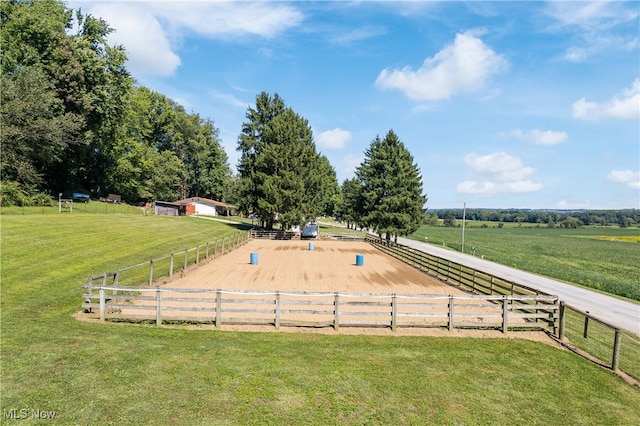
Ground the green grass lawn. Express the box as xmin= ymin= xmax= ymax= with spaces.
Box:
xmin=1 ymin=213 xmax=639 ymax=424
xmin=411 ymin=224 xmax=640 ymax=301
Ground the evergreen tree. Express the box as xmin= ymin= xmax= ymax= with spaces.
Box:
xmin=356 ymin=130 xmax=426 ymax=241
xmin=237 ymin=92 xmax=337 ymax=229
xmin=338 ymin=177 xmax=364 ymax=229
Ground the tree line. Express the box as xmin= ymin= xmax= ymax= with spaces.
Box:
xmin=1 ymin=0 xmax=232 ymax=205
xmin=1 ymin=0 xmax=428 ymax=237
xmin=429 ymin=209 xmax=639 ymax=228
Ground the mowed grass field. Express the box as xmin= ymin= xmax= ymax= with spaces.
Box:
xmin=2 ymin=212 xmax=640 ymax=424
xmin=411 ymin=223 xmax=640 ymax=301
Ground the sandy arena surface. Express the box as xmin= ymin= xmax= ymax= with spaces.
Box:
xmin=160 ymin=239 xmax=463 ymax=294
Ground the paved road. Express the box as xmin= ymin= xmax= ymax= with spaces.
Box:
xmin=397 ymin=236 xmax=640 ymax=336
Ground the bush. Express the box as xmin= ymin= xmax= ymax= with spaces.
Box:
xmin=30 ymin=192 xmax=55 ymax=206
xmin=0 ymin=181 xmax=28 ymax=206
xmin=0 ymin=181 xmax=54 ymax=206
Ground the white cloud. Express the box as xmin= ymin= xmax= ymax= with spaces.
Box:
xmin=334 ymin=154 xmax=363 ymax=182
xmin=545 ymin=1 xmax=639 ymax=62
xmin=546 ymin=1 xmax=638 ymax=32
xmin=606 ymin=170 xmax=640 ymax=190
xmin=329 ymin=27 xmax=386 ymax=46
xmin=457 ymin=152 xmax=542 ymax=195
xmin=457 ymin=180 xmax=542 ymax=195
xmin=573 ymin=79 xmax=640 ymax=120
xmin=88 ymin=3 xmax=180 ymax=76
xmin=150 ymin=1 xmax=304 ymax=39
xmin=464 ymin=152 xmax=534 ymax=181
xmin=76 ymin=1 xmax=303 ymax=77
xmin=375 ymin=29 xmax=508 ymax=101
xmin=508 ymin=129 xmax=568 ymax=146
xmin=316 ymin=128 xmax=352 ymax=149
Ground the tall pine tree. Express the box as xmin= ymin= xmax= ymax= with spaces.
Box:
xmin=356 ymin=130 xmax=426 ymax=241
xmin=237 ymin=92 xmax=338 ymax=229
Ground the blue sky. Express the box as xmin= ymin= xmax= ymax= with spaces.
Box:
xmin=69 ymin=1 xmax=639 ymax=209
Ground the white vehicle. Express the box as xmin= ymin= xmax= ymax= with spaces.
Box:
xmin=301 ymin=222 xmax=319 ymax=238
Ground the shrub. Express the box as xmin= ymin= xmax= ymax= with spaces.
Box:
xmin=0 ymin=181 xmax=54 ymax=206
xmin=0 ymin=181 xmax=28 ymax=206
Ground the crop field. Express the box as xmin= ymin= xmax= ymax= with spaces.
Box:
xmin=411 ymin=223 xmax=640 ymax=301
xmin=2 ymin=212 xmax=639 ymax=424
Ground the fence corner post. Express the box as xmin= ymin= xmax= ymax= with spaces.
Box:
xmin=558 ymin=302 xmax=566 ymax=340
xmin=612 ymin=329 xmax=622 ymax=371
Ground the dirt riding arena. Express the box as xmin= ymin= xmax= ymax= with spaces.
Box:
xmin=142 ymin=239 xmax=556 ymax=344
xmin=162 ymin=239 xmax=460 ymax=294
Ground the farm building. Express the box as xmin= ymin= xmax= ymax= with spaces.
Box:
xmin=174 ymin=197 xmax=236 ymax=217
xmin=154 ymin=201 xmax=186 ymax=216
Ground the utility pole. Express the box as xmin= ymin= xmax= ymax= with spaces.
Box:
xmin=461 ymin=201 xmax=467 ymax=253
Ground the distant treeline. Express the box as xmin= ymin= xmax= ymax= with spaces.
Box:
xmin=428 ymin=209 xmax=639 ymax=228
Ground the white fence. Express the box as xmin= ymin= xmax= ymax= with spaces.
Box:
xmin=83 ymin=287 xmax=559 ymax=333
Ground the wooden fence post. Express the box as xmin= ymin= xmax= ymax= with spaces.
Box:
xmin=448 ymin=295 xmax=454 ymax=331
xmin=612 ymin=329 xmax=621 ymax=371
xmin=148 ymin=260 xmax=154 ymax=285
xmin=183 ymin=249 xmax=188 ymax=271
xmin=502 ymin=296 xmax=509 ymax=333
xmin=205 ymin=242 xmax=209 ymax=259
xmin=275 ymin=291 xmax=281 ymax=330
xmin=583 ymin=312 xmax=590 ymax=338
xmin=156 ymin=288 xmax=162 ymax=326
xmin=196 ymin=245 xmax=200 ymax=264
xmin=558 ymin=302 xmax=566 ymax=340
xmin=334 ymin=293 xmax=340 ymax=331
xmin=391 ymin=294 xmax=397 ymax=331
xmin=215 ymin=290 xmax=222 ymax=329
xmin=99 ymin=288 xmax=106 ymax=321
xmin=169 ymin=254 xmax=174 ymax=277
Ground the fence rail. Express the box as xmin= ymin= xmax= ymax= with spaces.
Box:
xmin=84 ymin=231 xmax=250 ymax=294
xmin=82 ymin=287 xmax=558 ymax=333
xmin=366 ymin=237 xmax=547 ymax=298
xmin=250 ymin=230 xmax=299 ymax=240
